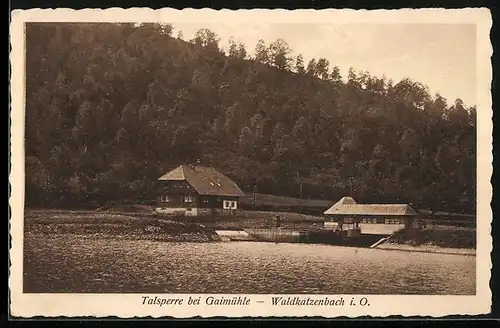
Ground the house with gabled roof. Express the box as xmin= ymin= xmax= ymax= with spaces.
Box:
xmin=155 ymin=164 xmax=245 ymax=216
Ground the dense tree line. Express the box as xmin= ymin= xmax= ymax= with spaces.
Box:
xmin=25 ymin=23 xmax=476 ymax=213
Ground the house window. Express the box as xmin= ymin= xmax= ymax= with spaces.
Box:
xmin=183 ymin=195 xmax=196 ymax=203
xmin=160 ymin=195 xmax=171 ymax=203
xmin=223 ymin=200 xmax=237 ymax=210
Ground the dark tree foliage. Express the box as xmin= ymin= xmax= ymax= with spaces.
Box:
xmin=25 ymin=23 xmax=476 ymax=213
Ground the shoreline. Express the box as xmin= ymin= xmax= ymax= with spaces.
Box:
xmin=376 ymin=242 xmax=476 ymax=256
xmin=25 ymin=230 xmax=476 ymax=256
xmin=24 ymin=209 xmax=476 ymax=254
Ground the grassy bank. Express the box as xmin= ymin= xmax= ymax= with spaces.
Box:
xmin=24 ymin=208 xmax=324 ymax=242
xmin=25 ymin=209 xmax=219 ymax=242
xmin=383 ymin=226 xmax=476 ymax=249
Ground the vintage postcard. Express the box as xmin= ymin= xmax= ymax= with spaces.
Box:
xmin=9 ymin=8 xmax=492 ymax=318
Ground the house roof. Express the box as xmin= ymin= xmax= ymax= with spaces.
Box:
xmin=158 ymin=165 xmax=245 ymax=197
xmin=324 ymin=197 xmax=418 ymax=216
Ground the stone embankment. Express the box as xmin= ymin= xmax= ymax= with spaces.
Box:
xmin=375 ymin=226 xmax=476 ymax=255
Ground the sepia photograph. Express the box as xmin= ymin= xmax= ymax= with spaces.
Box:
xmin=9 ymin=8 xmax=492 ymax=318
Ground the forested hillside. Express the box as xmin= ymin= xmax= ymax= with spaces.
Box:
xmin=24 ymin=23 xmax=476 ymax=213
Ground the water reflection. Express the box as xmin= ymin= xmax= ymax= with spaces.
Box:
xmin=24 ymin=235 xmax=475 ymax=294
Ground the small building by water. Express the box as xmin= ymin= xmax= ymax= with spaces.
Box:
xmin=323 ymin=197 xmax=420 ymax=235
xmin=155 ymin=164 xmax=245 ymax=216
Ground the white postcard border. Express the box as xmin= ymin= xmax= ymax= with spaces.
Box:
xmin=9 ymin=7 xmax=493 ymax=318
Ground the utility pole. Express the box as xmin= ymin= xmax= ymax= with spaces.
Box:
xmin=252 ymin=184 xmax=257 ymax=209
xmin=297 ymin=172 xmax=303 ymax=199
xmin=348 ymin=177 xmax=354 ymax=197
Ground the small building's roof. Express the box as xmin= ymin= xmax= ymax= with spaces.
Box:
xmin=324 ymin=197 xmax=418 ymax=216
xmin=158 ymin=164 xmax=245 ymax=197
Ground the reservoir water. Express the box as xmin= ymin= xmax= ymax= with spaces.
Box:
xmin=23 ymin=234 xmax=475 ymax=295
